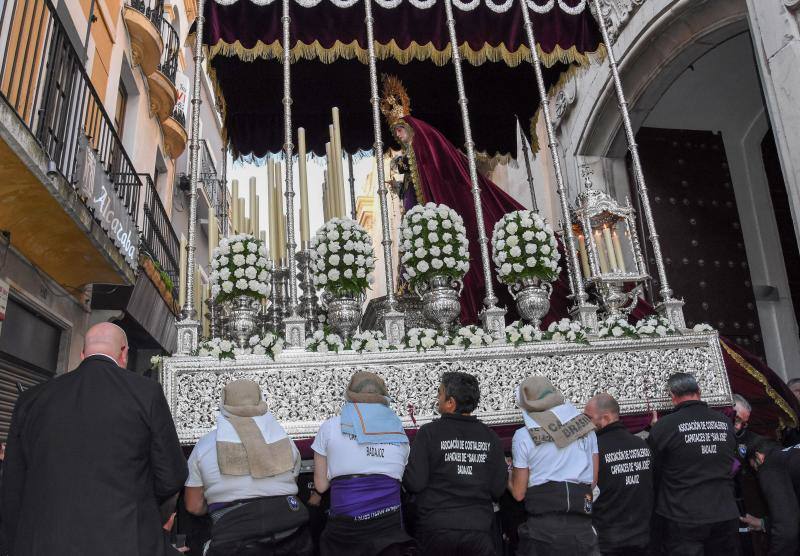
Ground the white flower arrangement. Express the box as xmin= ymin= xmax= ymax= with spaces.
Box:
xmin=597 ymin=316 xmax=639 ymax=339
xmin=402 ymin=327 xmax=450 ymax=351
xmin=308 ymin=218 xmax=375 ymax=297
xmin=505 ymin=321 xmax=545 ymax=346
xmin=349 ymin=330 xmax=392 ymax=353
xmin=196 ymin=334 xmax=283 ymax=360
xmin=398 ymin=203 xmax=470 ymax=288
xmin=491 ymin=210 xmax=560 ymax=284
xmin=635 ymin=315 xmax=677 ymax=337
xmin=451 ymin=325 xmax=494 ymax=350
xmin=196 ymin=337 xmax=236 ymax=360
xmin=210 ymin=233 xmax=270 ymax=302
xmin=149 ymin=354 xmax=163 ymax=371
xmin=692 ymin=323 xmax=715 ymax=333
xmin=305 ymin=329 xmax=346 ymax=353
xmin=545 ymin=318 xmax=588 ymax=343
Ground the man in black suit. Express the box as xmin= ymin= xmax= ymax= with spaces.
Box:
xmin=1 ymin=322 xmax=188 ymax=555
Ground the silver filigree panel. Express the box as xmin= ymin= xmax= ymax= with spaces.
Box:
xmin=163 ymin=332 xmax=730 ymax=444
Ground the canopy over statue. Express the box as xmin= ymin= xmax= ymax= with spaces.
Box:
xmin=198 ymin=0 xmax=605 ymax=158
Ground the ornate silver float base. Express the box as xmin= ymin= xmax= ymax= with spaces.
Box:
xmin=162 ymin=331 xmax=730 ymax=444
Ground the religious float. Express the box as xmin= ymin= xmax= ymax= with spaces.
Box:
xmin=162 ymin=0 xmax=797 ymax=447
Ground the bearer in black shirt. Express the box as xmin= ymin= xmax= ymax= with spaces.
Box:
xmin=585 ymin=393 xmax=653 ymax=555
xmin=741 ymin=436 xmax=800 ymax=555
xmin=403 ymin=371 xmax=507 ymax=556
xmin=647 ymin=372 xmax=739 ymax=555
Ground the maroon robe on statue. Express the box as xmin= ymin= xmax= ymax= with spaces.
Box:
xmin=402 ymin=115 xmax=524 ymax=324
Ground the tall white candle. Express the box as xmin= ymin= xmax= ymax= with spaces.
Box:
xmin=298 ymin=127 xmax=310 ymax=244
xmin=602 ymin=225 xmax=618 ymax=271
xmin=594 ymin=230 xmax=610 ymax=273
xmin=577 ymin=234 xmax=590 ymax=278
xmin=612 ymin=229 xmax=626 ymax=273
xmin=231 ymin=179 xmax=240 ymax=233
xmin=248 ymin=177 xmax=258 ymax=236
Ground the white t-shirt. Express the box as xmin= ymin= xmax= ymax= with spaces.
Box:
xmin=311 ymin=415 xmax=409 ymax=480
xmin=512 ymin=403 xmax=598 ymax=487
xmin=185 ymin=430 xmax=301 ymax=505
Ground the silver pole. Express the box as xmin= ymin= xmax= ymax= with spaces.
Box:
xmin=519 ymin=122 xmax=538 ymax=211
xmin=348 ymin=152 xmax=357 ymax=220
xmin=175 ymin=0 xmax=205 ymax=353
xmin=281 ymin=0 xmax=298 ymax=314
xmin=280 ymin=0 xmax=306 ymax=345
xmin=363 ymin=0 xmax=404 ymax=344
xmin=518 ymin=1 xmax=589 ymax=310
xmin=442 ymin=0 xmax=501 ymax=314
xmin=590 ymin=0 xmax=677 ymax=309
xmin=220 ymin=145 xmax=228 ymax=236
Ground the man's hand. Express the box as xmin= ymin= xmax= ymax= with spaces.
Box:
xmin=740 ymin=513 xmax=764 ymax=532
xmin=307 ymin=491 xmax=322 ymax=507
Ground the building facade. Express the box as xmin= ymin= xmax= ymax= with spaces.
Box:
xmin=527 ymin=0 xmax=800 ymax=380
xmin=0 ymin=0 xmax=222 ymax=437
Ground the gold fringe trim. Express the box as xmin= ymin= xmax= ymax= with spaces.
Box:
xmin=206 ymin=37 xmax=603 ymax=69
xmin=721 ymin=342 xmax=799 ymax=430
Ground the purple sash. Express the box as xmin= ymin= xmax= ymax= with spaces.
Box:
xmin=330 ymin=474 xmax=401 ymax=520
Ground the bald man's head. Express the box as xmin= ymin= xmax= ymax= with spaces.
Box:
xmin=82 ymin=322 xmax=129 ymax=368
xmin=585 ymin=393 xmax=620 ymax=430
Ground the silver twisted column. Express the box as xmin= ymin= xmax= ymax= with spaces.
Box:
xmin=348 ymin=152 xmax=357 ymax=220
xmin=176 ymin=0 xmax=205 ymax=355
xmin=442 ymin=0 xmax=505 ymax=337
xmin=281 ymin=0 xmax=306 ymax=346
xmin=589 ymin=0 xmax=684 ymax=328
xmin=519 ymin=123 xmax=538 ymax=211
xmin=220 ymin=145 xmax=229 ymax=236
xmin=518 ymin=0 xmax=597 ymax=331
xmin=363 ymin=0 xmax=404 ymax=345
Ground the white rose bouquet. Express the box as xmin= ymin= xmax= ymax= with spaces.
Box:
xmin=196 ymin=337 xmax=236 ymax=360
xmin=350 ymin=330 xmax=391 ymax=353
xmin=545 ymin=318 xmax=588 ymax=343
xmin=305 ymin=329 xmax=346 ymax=353
xmin=492 ymin=210 xmax=560 ymax=284
xmin=309 ymin=218 xmax=375 ymax=297
xmin=451 ymin=325 xmax=494 ymax=350
xmin=209 ymin=233 xmax=270 ymax=302
xmin=505 ymin=321 xmax=545 ymax=346
xmin=597 ymin=316 xmax=638 ymax=339
xmin=399 ymin=203 xmax=470 ymax=288
xmin=402 ymin=327 xmax=449 ymax=352
xmin=635 ymin=315 xmax=677 ymax=337
xmin=692 ymin=323 xmax=715 ymax=333
xmin=196 ymin=334 xmax=283 ymax=360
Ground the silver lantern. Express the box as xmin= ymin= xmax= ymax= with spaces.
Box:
xmin=572 ymin=186 xmax=649 ymax=319
xmin=415 ymin=274 xmax=463 ymax=333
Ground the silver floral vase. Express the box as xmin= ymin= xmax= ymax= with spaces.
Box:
xmin=415 ymin=274 xmax=463 ymax=332
xmin=227 ymin=295 xmax=261 ymax=348
xmin=324 ymin=292 xmax=362 ymax=338
xmin=510 ymin=277 xmax=552 ymax=328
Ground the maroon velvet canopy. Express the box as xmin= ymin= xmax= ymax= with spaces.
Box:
xmin=199 ymin=0 xmax=604 ymax=158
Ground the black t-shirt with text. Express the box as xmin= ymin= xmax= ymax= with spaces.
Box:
xmin=647 ymin=400 xmax=738 ymax=524
xmin=593 ymin=421 xmax=654 ymax=550
xmin=402 ymin=412 xmax=507 ymax=532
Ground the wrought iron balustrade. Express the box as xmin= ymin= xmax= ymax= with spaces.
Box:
xmin=0 ymin=0 xmax=142 ymax=234
xmin=200 ymin=139 xmax=226 ymax=221
xmin=158 ymin=17 xmax=178 ymax=84
xmin=172 ymin=103 xmax=186 ymax=127
xmin=139 ymin=173 xmax=180 ymax=295
xmin=128 ymin=0 xmax=164 ymax=29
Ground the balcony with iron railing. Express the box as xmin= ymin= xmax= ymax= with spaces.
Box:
xmin=0 ymin=0 xmax=144 ymax=285
xmin=123 ymin=0 xmax=164 ymax=76
xmin=139 ymin=173 xmax=180 ymax=299
xmin=200 ymin=139 xmax=227 ymax=222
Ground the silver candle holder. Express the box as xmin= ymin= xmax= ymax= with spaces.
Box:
xmin=297 ymin=249 xmax=320 ymax=335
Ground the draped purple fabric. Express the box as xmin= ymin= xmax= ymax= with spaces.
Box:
xmin=403 ymin=115 xmax=524 ymax=323
xmin=203 ymin=0 xmax=601 ymax=66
